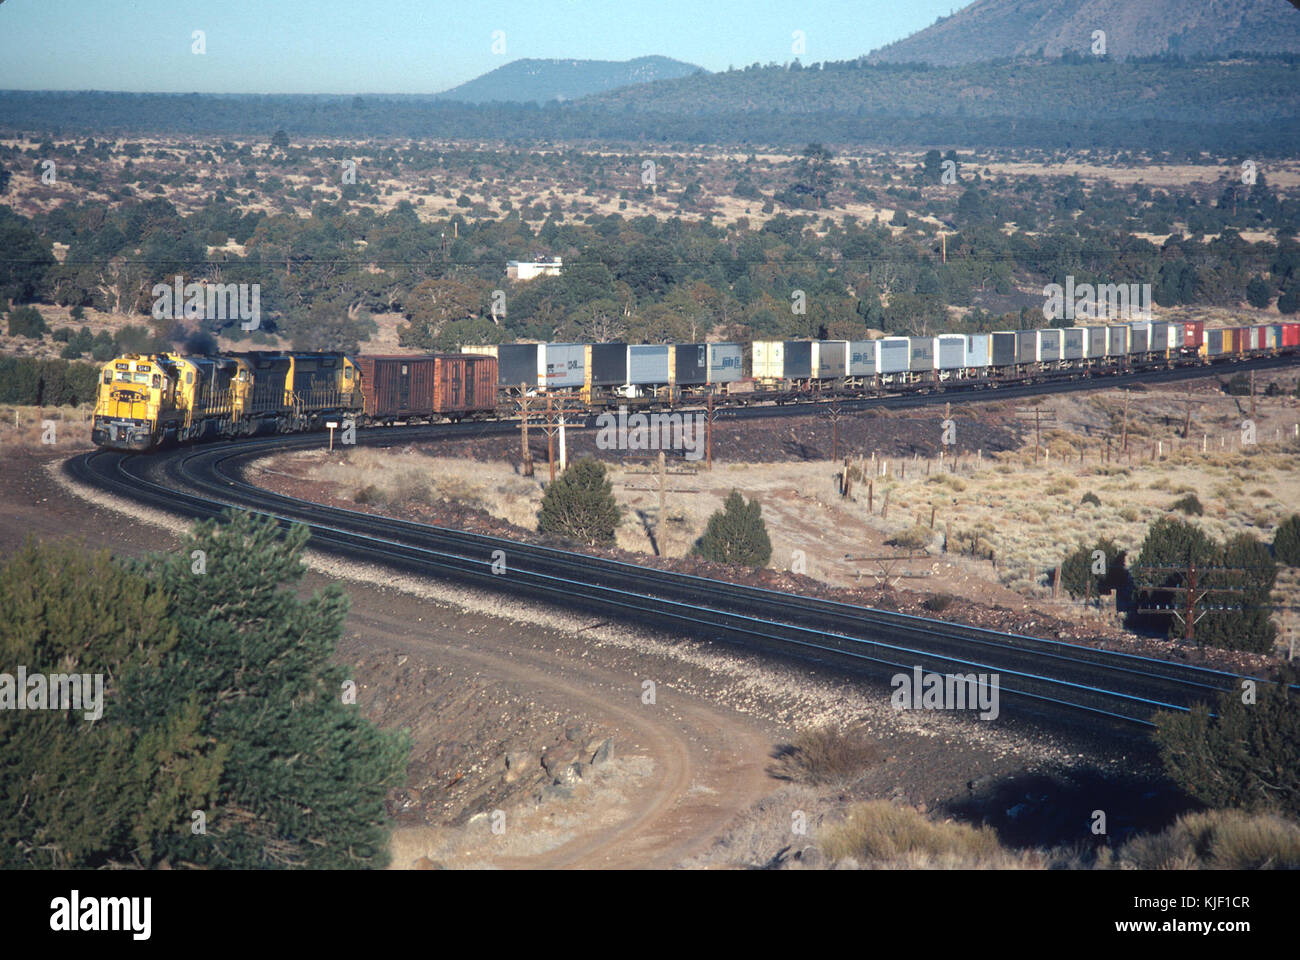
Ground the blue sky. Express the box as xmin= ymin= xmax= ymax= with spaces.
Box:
xmin=0 ymin=0 xmax=964 ymax=94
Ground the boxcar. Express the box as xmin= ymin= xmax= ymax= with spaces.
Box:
xmin=356 ymin=354 xmax=496 ymax=420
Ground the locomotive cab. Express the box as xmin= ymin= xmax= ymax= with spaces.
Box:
xmin=92 ymin=355 xmax=175 ymax=450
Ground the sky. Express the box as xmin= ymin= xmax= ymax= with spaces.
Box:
xmin=0 ymin=0 xmax=965 ymax=94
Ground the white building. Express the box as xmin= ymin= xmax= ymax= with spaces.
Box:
xmin=506 ymin=257 xmax=563 ymax=281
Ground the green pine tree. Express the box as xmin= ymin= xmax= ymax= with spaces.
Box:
xmin=537 ymin=457 xmax=620 ymax=545
xmin=1060 ymin=538 xmax=1127 ymax=600
xmin=131 ymin=511 xmax=410 ymax=868
xmin=692 ymin=490 xmax=773 ymax=568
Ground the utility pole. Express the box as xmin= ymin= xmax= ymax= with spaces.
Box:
xmin=1120 ymin=388 xmax=1130 ymax=453
xmin=826 ymin=398 xmax=844 ymax=462
xmin=1015 ymin=405 xmax=1056 ymax=465
xmin=1133 ymin=562 xmax=1252 ymax=643
xmin=515 ymin=383 xmax=535 ymax=477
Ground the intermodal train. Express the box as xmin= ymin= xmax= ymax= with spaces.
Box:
xmin=93 ymin=319 xmax=1300 ymax=451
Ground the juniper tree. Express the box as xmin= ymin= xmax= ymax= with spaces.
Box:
xmin=130 ymin=511 xmax=410 ymax=869
xmin=1273 ymin=514 xmax=1300 ymax=566
xmin=537 ymin=457 xmax=620 ymax=545
xmin=1154 ymin=664 xmax=1300 ymax=819
xmin=692 ymin=490 xmax=773 ymax=568
xmin=1059 ymin=537 xmax=1127 ymax=600
xmin=0 ymin=540 xmax=225 ymax=869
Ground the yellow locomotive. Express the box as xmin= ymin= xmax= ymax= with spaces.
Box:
xmin=92 ymin=351 xmax=362 ymax=451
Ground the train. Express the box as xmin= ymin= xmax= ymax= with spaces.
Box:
xmin=93 ymin=318 xmax=1300 ymax=452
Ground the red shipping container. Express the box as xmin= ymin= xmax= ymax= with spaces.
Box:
xmin=1283 ymin=323 xmax=1300 ymax=348
xmin=1182 ymin=320 xmax=1204 ymax=351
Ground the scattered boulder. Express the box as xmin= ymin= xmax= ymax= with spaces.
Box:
xmin=590 ymin=738 xmax=614 ymax=767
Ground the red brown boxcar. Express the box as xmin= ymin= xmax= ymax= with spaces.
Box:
xmin=1180 ymin=320 xmax=1205 ymax=353
xmin=355 ymin=353 xmax=498 ymax=421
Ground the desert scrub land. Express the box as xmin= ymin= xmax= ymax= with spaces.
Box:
xmin=0 ymin=403 xmax=94 ymax=452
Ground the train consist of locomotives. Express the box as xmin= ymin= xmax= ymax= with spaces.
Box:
xmin=93 ymin=318 xmax=1300 ymax=451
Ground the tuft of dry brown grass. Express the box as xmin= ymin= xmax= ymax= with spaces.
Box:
xmin=821 ymin=801 xmax=1016 ymax=868
xmin=1117 ymin=810 xmax=1300 ymax=870
xmin=767 ymin=727 xmax=881 ymax=786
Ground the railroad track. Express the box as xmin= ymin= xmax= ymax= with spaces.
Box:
xmin=66 ymin=414 xmax=1286 ymax=732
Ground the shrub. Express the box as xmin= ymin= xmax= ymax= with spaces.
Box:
xmin=1119 ymin=810 xmax=1300 ymax=870
xmin=1171 ymin=493 xmax=1203 ymax=516
xmin=1080 ymin=491 xmax=1101 ymax=507
xmin=923 ymin=593 xmax=955 ymax=613
xmin=822 ymin=802 xmax=1007 ymax=867
xmin=6 ymin=304 xmax=46 ymax=338
xmin=1060 ymin=538 xmax=1127 ymax=599
xmin=1153 ymin=666 xmax=1300 ymax=820
xmin=692 ymin=489 xmax=772 ymax=567
xmin=537 ymin=457 xmax=620 ymax=545
xmin=1273 ymin=514 xmax=1300 ymax=566
xmin=888 ymin=524 xmax=933 ymax=551
xmin=767 ymin=727 xmax=880 ymax=785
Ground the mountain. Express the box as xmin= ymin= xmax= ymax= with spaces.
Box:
xmin=434 ymin=56 xmax=705 ymax=104
xmin=868 ymin=0 xmax=1300 ymax=65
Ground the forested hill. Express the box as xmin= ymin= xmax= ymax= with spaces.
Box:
xmin=1 ymin=56 xmax=1298 ymax=153
xmin=434 ymin=56 xmax=704 ymax=103
xmin=867 ymin=0 xmax=1300 ymax=66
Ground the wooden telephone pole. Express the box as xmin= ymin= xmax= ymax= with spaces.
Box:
xmin=1133 ymin=562 xmax=1252 ymax=643
xmin=514 ymin=389 xmax=585 ymax=483
xmin=1015 ymin=405 xmax=1057 ymax=464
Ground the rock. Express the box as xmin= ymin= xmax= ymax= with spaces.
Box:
xmin=564 ymin=724 xmax=587 ymax=743
xmin=590 ymin=738 xmax=614 ymax=767
xmin=539 ymin=783 xmax=573 ymax=803
xmin=504 ymin=751 xmax=529 ymax=783
xmin=541 ymin=743 xmax=580 ymax=780
xmin=795 ymin=846 xmax=823 ymax=868
xmin=412 ymin=857 xmax=444 ymax=870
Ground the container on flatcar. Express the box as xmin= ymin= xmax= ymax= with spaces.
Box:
xmin=1038 ymin=329 xmax=1063 ymax=362
xmin=1062 ymin=327 xmax=1087 ymax=360
xmin=474 ymin=343 xmax=543 ymax=390
xmin=1206 ymin=329 xmax=1228 ymax=356
xmin=1266 ymin=325 xmax=1281 ymax=351
xmin=937 ymin=334 xmax=967 ymax=369
xmin=1179 ymin=321 xmax=1205 ymax=353
xmin=543 ymin=343 xmax=586 ymax=389
xmin=1086 ymin=326 xmax=1108 ymax=359
xmin=1249 ymin=325 xmax=1266 ymax=352
xmin=1283 ymin=322 xmax=1300 ymax=348
xmin=991 ymin=332 xmax=1017 ymax=367
xmin=812 ymin=340 xmax=847 ymax=379
xmin=1149 ymin=322 xmax=1169 ymax=354
xmin=706 ymin=343 xmax=743 ymax=384
xmin=878 ymin=337 xmax=911 ymax=374
xmin=1015 ymin=330 xmax=1040 ymax=365
xmin=908 ymin=337 xmax=938 ymax=372
xmin=848 ymin=340 xmax=878 ymax=376
xmin=1128 ymin=321 xmax=1150 ymax=355
xmin=1106 ymin=325 xmax=1130 ymax=357
xmin=626 ymin=344 xmax=671 ymax=385
xmin=672 ymin=344 xmax=707 ymax=385
xmin=753 ymin=340 xmax=814 ymax=379
xmin=965 ymin=334 xmax=992 ymax=369
xmin=588 ymin=343 xmax=628 ymax=387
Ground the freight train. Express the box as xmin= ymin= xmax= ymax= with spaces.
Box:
xmin=93 ymin=319 xmax=1300 ymax=451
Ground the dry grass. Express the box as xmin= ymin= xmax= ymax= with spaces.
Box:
xmin=1117 ymin=810 xmax=1300 ymax=870
xmin=767 ymin=727 xmax=881 ymax=786
xmin=821 ymin=801 xmax=1023 ymax=868
xmin=0 ymin=404 xmax=95 ymax=450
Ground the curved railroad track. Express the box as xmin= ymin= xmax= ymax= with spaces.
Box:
xmin=65 ymin=404 xmax=1291 ymax=732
